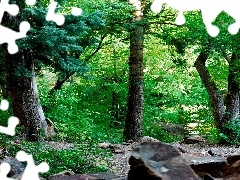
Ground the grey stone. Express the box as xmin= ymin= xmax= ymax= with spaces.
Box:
xmin=127 ymin=141 xmax=199 ymax=180
xmin=2 ymin=157 xmax=25 ymax=177
xmin=186 ymin=154 xmax=240 ymax=179
xmin=49 ymin=172 xmax=125 ymax=180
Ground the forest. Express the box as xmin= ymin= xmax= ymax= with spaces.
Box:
xmin=0 ymin=0 xmax=239 ymax=179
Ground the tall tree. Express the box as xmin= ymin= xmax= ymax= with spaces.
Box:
xmin=185 ymin=13 xmax=240 ymax=142
xmin=1 ymin=1 xmax=45 ymax=141
xmin=1 ymin=0 xmax=104 ymax=141
xmin=124 ymin=0 xmax=145 ymax=141
xmin=4 ymin=49 xmax=45 ymax=141
xmin=153 ymin=8 xmax=240 ymax=142
xmin=194 ymin=49 xmax=239 ymax=142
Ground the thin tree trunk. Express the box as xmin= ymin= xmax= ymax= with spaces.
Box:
xmin=110 ymin=91 xmax=119 ymax=128
xmin=194 ymin=52 xmax=226 ymax=130
xmin=194 ymin=52 xmax=240 ymax=140
xmin=48 ymin=72 xmax=74 ymax=94
xmin=124 ymin=0 xmax=144 ymax=142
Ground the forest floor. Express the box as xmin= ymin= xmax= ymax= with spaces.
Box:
xmin=34 ymin=136 xmax=240 ymax=178
xmin=101 ymin=136 xmax=240 ymax=177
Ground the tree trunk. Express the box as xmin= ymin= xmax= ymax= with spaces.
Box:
xmin=222 ymin=53 xmax=240 ymax=135
xmin=1 ymin=1 xmax=51 ymax=141
xmin=194 ymin=52 xmax=226 ymax=130
xmin=4 ymin=49 xmax=44 ymax=141
xmin=194 ymin=51 xmax=240 ymax=140
xmin=124 ymin=0 xmax=144 ymax=142
xmin=110 ymin=91 xmax=120 ymax=128
xmin=0 ymin=59 xmax=9 ymax=98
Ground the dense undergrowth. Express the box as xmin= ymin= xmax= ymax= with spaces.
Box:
xmin=0 ymin=41 xmax=229 ymax=177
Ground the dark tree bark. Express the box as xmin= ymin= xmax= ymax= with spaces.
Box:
xmin=4 ymin=49 xmax=45 ymax=141
xmin=194 ymin=51 xmax=240 ymax=140
xmin=222 ymin=53 xmax=240 ymax=135
xmin=110 ymin=91 xmax=120 ymax=128
xmin=1 ymin=85 xmax=9 ymax=99
xmin=48 ymin=72 xmax=74 ymax=94
xmin=0 ymin=78 xmax=9 ymax=99
xmin=0 ymin=1 xmax=52 ymax=141
xmin=225 ymin=53 xmax=239 ymax=120
xmin=194 ymin=52 xmax=226 ymax=129
xmin=124 ymin=0 xmax=145 ymax=141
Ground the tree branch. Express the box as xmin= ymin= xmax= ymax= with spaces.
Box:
xmin=84 ymin=34 xmax=107 ymax=62
xmin=220 ymin=47 xmax=231 ymax=63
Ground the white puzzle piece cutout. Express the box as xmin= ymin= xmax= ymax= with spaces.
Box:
xmin=46 ymin=1 xmax=65 ymax=26
xmin=25 ymin=0 xmax=36 ymax=6
xmin=0 ymin=100 xmax=19 ymax=136
xmin=0 ymin=0 xmax=19 ymax=23
xmin=0 ymin=99 xmax=9 ymax=111
xmin=16 ymin=151 xmax=49 ymax=180
xmin=71 ymin=7 xmax=82 ymax=16
xmin=0 ymin=162 xmax=13 ymax=180
xmin=0 ymin=21 xmax=30 ymax=54
xmin=151 ymin=0 xmax=240 ymax=37
xmin=0 ymin=0 xmax=34 ymax=54
xmin=0 ymin=116 xmax=19 ymax=136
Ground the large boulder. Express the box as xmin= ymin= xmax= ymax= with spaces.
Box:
xmin=186 ymin=154 xmax=240 ymax=180
xmin=127 ymin=141 xmax=199 ymax=180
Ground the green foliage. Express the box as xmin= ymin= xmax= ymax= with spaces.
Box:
xmin=19 ymin=5 xmax=106 ymax=76
xmin=219 ymin=119 xmax=240 ymax=145
xmin=0 ymin=137 xmax=111 ymax=178
xmin=1 ymin=0 xmax=240 ymax=177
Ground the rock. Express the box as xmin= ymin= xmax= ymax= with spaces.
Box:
xmin=87 ymin=172 xmax=126 ymax=179
xmin=203 ymin=173 xmax=215 ymax=180
xmin=48 ymin=170 xmax=75 ymax=179
xmin=223 ymin=173 xmax=240 ymax=180
xmin=112 ymin=148 xmax=125 ymax=154
xmin=99 ymin=143 xmax=125 ymax=153
xmin=170 ymin=142 xmax=187 ymax=153
xmin=109 ymin=144 xmax=125 ymax=154
xmin=100 ymin=136 xmax=160 ymax=154
xmin=184 ymin=155 xmax=227 ymax=165
xmin=138 ymin=136 xmax=160 ymax=143
xmin=1 ymin=157 xmax=46 ymax=180
xmin=225 ymin=158 xmax=240 ymax=177
xmin=189 ymin=159 xmax=228 ymax=178
xmin=158 ymin=122 xmax=186 ymax=135
xmin=208 ymin=148 xmax=225 ymax=157
xmin=128 ymin=141 xmax=199 ymax=180
xmin=185 ymin=122 xmax=199 ymax=131
xmin=227 ymin=155 xmax=240 ymax=164
xmin=1 ymin=157 xmax=25 ymax=177
xmin=99 ymin=143 xmax=111 ymax=149
xmin=186 ymin=154 xmax=240 ymax=179
xmin=181 ymin=135 xmax=205 ymax=144
xmin=49 ymin=172 xmax=125 ymax=180
xmin=49 ymin=174 xmax=89 ymax=180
